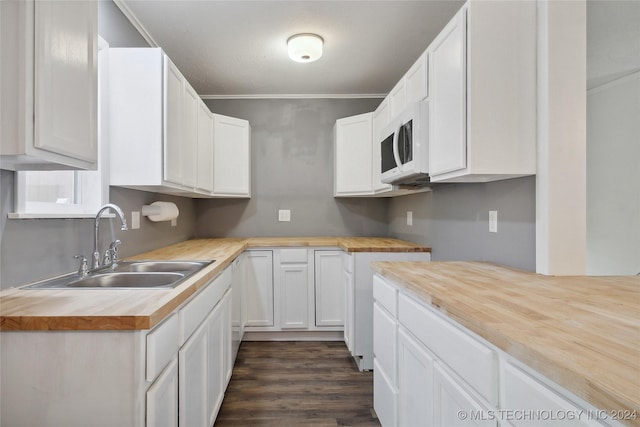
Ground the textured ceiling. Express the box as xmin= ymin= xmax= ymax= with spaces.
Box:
xmin=116 ymin=0 xmax=464 ymax=97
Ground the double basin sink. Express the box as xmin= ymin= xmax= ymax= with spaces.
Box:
xmin=25 ymin=260 xmax=214 ymax=290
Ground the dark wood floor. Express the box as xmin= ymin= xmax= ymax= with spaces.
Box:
xmin=214 ymin=341 xmax=381 ymax=427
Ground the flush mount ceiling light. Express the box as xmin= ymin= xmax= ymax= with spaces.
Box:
xmin=287 ymin=33 xmax=323 ymax=63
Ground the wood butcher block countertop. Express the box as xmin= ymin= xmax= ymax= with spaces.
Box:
xmin=371 ymin=261 xmax=640 ymax=426
xmin=0 ymin=237 xmax=428 ymax=331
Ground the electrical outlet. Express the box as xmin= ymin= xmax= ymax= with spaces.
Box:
xmin=489 ymin=210 xmax=498 ymax=233
xmin=131 ymin=211 xmax=140 ymax=230
xmin=278 ymin=209 xmax=291 ymax=222
xmin=171 ymin=219 xmax=177 ymax=227
xmin=407 ymin=211 xmax=413 ymax=226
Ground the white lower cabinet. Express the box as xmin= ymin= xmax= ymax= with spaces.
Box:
xmin=207 ymin=292 xmax=231 ymax=426
xmin=374 ymin=273 xmax=616 ymax=427
xmin=179 ymin=321 xmax=209 ymax=427
xmin=146 ymin=356 xmax=179 ymax=427
xmin=397 ymin=329 xmax=434 ymax=427
xmin=244 ymin=250 xmax=274 ymax=327
xmin=280 ymin=263 xmax=309 ymax=329
xmin=434 ymin=364 xmax=496 ymax=427
xmin=314 ymin=250 xmax=344 ymax=327
xmin=244 ymin=248 xmax=344 ymax=334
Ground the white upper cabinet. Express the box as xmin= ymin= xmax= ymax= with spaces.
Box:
xmin=389 ymin=79 xmax=407 ymax=120
xmin=0 ymin=0 xmax=97 ymax=170
xmin=334 ymin=112 xmax=374 ymax=196
xmin=163 ymin=56 xmax=185 ymax=186
xmin=429 ymin=8 xmax=467 ymax=177
xmin=181 ymin=82 xmax=199 ymax=189
xmin=196 ymin=102 xmax=215 ymax=193
xmin=372 ymin=99 xmax=393 ymax=194
xmin=405 ymin=52 xmax=429 ymax=105
xmin=212 ymin=114 xmax=251 ymax=198
xmin=428 ymin=1 xmax=536 ymax=182
xmin=109 ymin=48 xmax=250 ymax=198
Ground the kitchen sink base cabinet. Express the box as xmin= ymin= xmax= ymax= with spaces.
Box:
xmin=0 ymin=266 xmax=235 ymax=427
xmin=372 ymin=273 xmax=622 ymax=427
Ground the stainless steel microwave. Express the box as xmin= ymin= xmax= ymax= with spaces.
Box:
xmin=380 ymin=100 xmax=429 ymax=185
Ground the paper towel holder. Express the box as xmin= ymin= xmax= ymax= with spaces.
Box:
xmin=141 ymin=201 xmax=179 ymax=222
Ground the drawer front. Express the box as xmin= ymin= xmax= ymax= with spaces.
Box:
xmin=373 ymin=302 xmax=397 ymax=385
xmin=373 ymin=275 xmax=398 ymax=317
xmin=279 ymin=248 xmax=308 ymax=263
xmin=179 ymin=267 xmax=232 ymax=345
xmin=399 ymin=293 xmax=498 ymax=406
xmin=147 ymin=313 xmax=179 ymax=382
xmin=374 ymin=359 xmax=398 ymax=427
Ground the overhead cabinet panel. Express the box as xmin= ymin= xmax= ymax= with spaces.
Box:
xmin=0 ymin=0 xmax=98 ymax=170
xmin=109 ymin=47 xmax=251 ymax=198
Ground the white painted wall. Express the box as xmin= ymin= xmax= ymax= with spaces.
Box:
xmin=536 ymin=0 xmax=587 ymax=275
xmin=586 ymin=72 xmax=640 ymax=275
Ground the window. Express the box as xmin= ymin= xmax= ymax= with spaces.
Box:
xmin=10 ymin=37 xmax=109 ymax=219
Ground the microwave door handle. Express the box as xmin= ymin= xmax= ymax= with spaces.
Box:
xmin=392 ymin=123 xmax=402 ymax=171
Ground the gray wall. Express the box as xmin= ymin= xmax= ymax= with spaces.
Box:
xmin=197 ymin=98 xmax=388 ymax=237
xmin=0 ymin=175 xmax=195 ymax=288
xmin=388 ymin=176 xmax=536 ymax=271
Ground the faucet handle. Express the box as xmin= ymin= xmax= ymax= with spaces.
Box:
xmin=74 ymin=255 xmax=89 ymax=277
xmin=104 ymin=240 xmax=122 ymax=267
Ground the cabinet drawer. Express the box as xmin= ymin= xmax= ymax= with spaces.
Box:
xmin=373 ymin=275 xmax=398 ymax=316
xmin=179 ymin=267 xmax=232 ymax=345
xmin=373 ymin=302 xmax=397 ymax=385
xmin=374 ymin=359 xmax=398 ymax=427
xmin=279 ymin=248 xmax=308 ymax=263
xmin=399 ymin=293 xmax=498 ymax=406
xmin=147 ymin=313 xmax=179 ymax=382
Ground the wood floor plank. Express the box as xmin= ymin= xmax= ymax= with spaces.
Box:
xmin=214 ymin=341 xmax=380 ymax=427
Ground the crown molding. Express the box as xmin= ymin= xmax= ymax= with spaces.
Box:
xmin=200 ymin=93 xmax=387 ymax=100
xmin=112 ymin=0 xmax=159 ymax=48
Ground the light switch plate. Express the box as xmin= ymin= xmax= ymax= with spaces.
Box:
xmin=407 ymin=211 xmax=413 ymax=226
xmin=171 ymin=219 xmax=177 ymax=227
xmin=131 ymin=211 xmax=140 ymax=230
xmin=278 ymin=209 xmax=291 ymax=222
xmin=489 ymin=210 xmax=498 ymax=233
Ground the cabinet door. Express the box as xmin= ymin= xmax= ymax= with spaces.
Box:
xmin=280 ymin=264 xmax=308 ymax=329
xmin=179 ymin=322 xmax=208 ymax=427
xmin=231 ymin=255 xmax=244 ymax=359
xmin=163 ymin=56 xmax=183 ymax=185
xmin=372 ymin=99 xmax=392 ymax=193
xmin=34 ymin=0 xmax=97 ymax=165
xmin=405 ymin=52 xmax=428 ymax=104
xmin=434 ymin=364 xmax=496 ymax=427
xmin=343 ymin=269 xmax=355 ymax=353
xmin=182 ymin=82 xmax=199 ymax=188
xmin=398 ymin=329 xmax=434 ymax=427
xmin=429 ymin=7 xmax=467 ymax=177
xmin=146 ymin=356 xmax=179 ymax=427
xmin=196 ymin=102 xmax=214 ymax=193
xmin=207 ymin=299 xmax=225 ymax=426
xmin=314 ymin=251 xmax=344 ymax=327
xmin=223 ymin=292 xmax=233 ymax=385
xmin=213 ymin=114 xmax=251 ymax=196
xmin=244 ymin=251 xmax=274 ymax=327
xmin=334 ymin=113 xmax=373 ymax=196
xmin=389 ymin=79 xmax=406 ymax=119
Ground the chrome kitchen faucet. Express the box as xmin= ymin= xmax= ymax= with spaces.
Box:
xmin=91 ymin=203 xmax=128 ymax=270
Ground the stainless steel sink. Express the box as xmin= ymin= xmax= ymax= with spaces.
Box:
xmin=110 ymin=260 xmax=210 ymax=273
xmin=67 ymin=272 xmax=185 ymax=288
xmin=24 ymin=260 xmax=214 ymax=289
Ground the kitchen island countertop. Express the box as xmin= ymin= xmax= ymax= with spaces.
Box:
xmin=371 ymin=261 xmax=640 ymax=427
